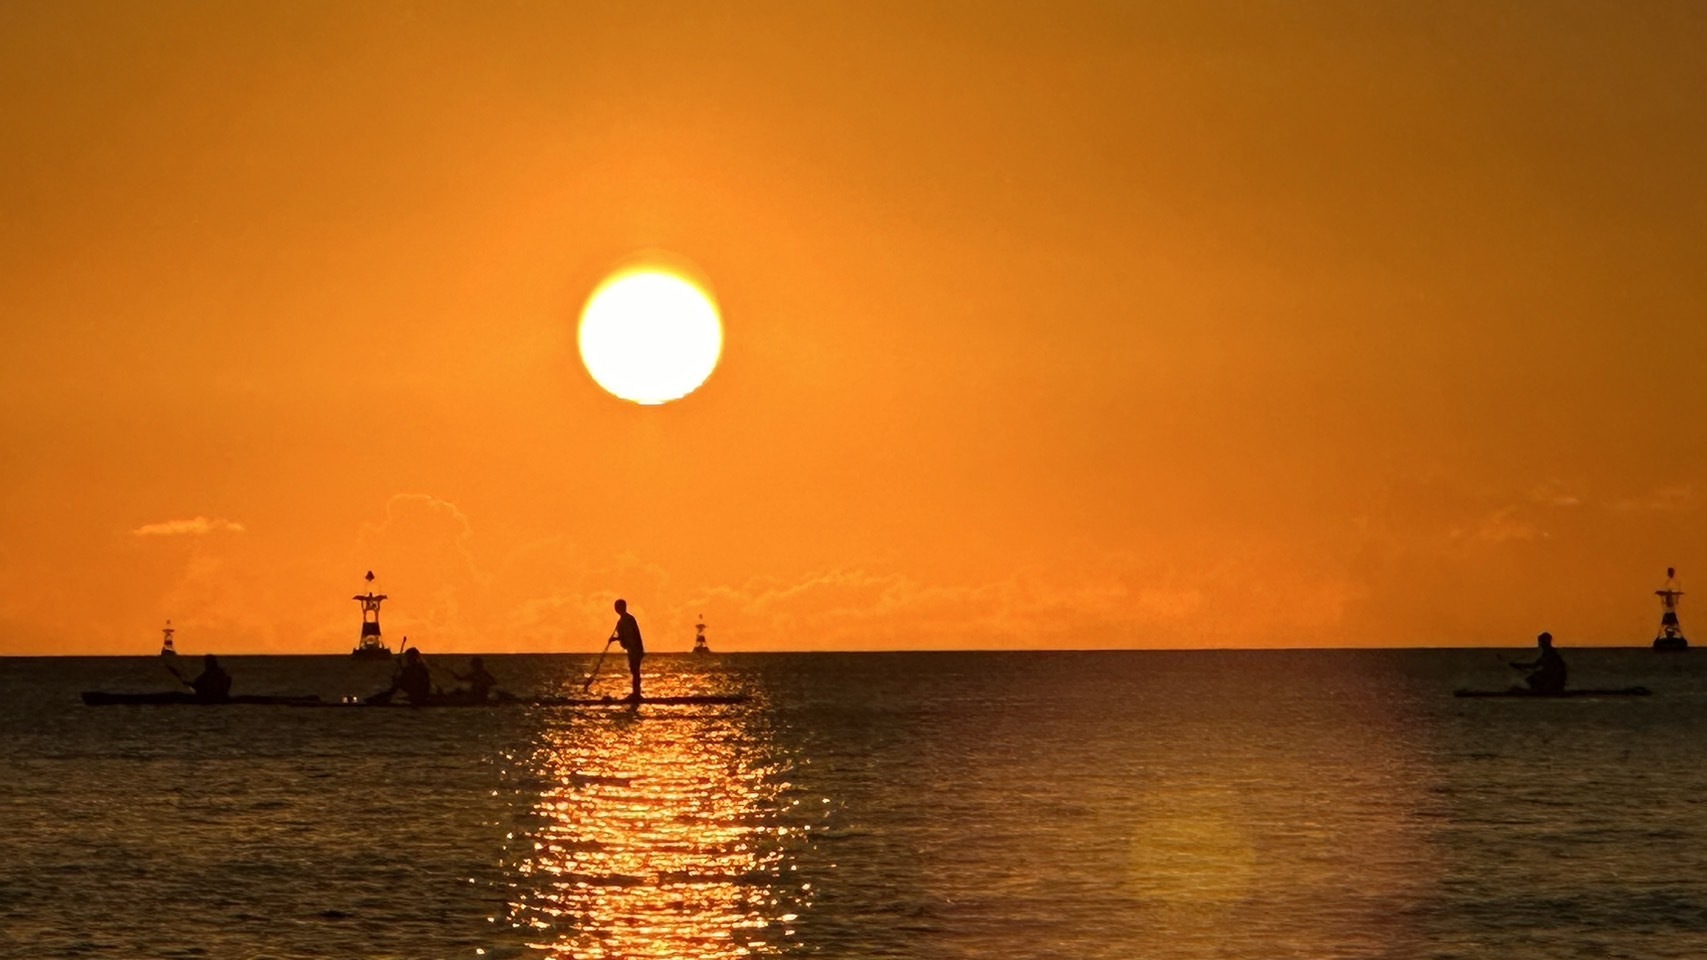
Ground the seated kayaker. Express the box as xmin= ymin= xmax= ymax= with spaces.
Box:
xmin=189 ymin=654 xmax=232 ymax=702
xmin=380 ymin=648 xmax=433 ymax=703
xmin=453 ymin=656 xmax=497 ymax=701
xmin=1511 ymin=631 xmax=1567 ymax=694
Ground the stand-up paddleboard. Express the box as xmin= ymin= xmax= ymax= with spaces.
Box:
xmin=1453 ymin=687 xmax=1652 ymax=699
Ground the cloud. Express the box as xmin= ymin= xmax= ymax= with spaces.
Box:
xmin=1449 ymin=507 xmax=1540 ymax=544
xmin=672 ymin=556 xmax=1351 ymax=651
xmin=356 ymin=494 xmax=477 ymax=571
xmin=347 ymin=493 xmax=492 ymax=645
xmin=1611 ymin=485 xmax=1693 ymax=513
xmin=316 ymin=499 xmax=1361 ymax=652
xmin=1527 ymin=482 xmax=1581 ymax=508
xmin=131 ymin=516 xmax=247 ymax=537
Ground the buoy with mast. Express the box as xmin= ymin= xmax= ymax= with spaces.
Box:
xmin=158 ymin=620 xmax=177 ymax=657
xmin=351 ymin=570 xmax=393 ymax=659
xmin=1653 ymin=567 xmax=1688 ymax=652
xmin=691 ymin=614 xmax=711 ymax=655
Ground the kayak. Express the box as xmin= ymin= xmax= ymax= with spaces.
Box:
xmin=1453 ymin=687 xmax=1652 ymax=699
xmin=81 ymin=692 xmax=323 ymax=706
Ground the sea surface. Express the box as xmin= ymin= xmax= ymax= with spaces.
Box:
xmin=2 ymin=649 xmax=1705 ymax=959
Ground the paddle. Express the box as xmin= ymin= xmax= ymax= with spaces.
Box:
xmin=166 ymin=658 xmax=229 ymax=701
xmin=163 ymin=661 xmax=192 ymax=689
xmin=398 ymin=636 xmax=455 ymax=691
xmin=422 ymin=657 xmax=462 ymax=697
xmin=580 ymin=633 xmax=618 ymax=692
xmin=364 ymin=637 xmax=411 ymax=704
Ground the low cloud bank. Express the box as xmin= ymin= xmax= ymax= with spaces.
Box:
xmin=131 ymin=517 xmax=247 ymax=537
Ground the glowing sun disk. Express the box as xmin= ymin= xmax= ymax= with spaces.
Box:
xmin=578 ymin=269 xmax=723 ymax=405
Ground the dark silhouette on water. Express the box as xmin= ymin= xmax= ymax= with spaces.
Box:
xmin=368 ymin=647 xmax=433 ymax=704
xmin=84 ymin=653 xmax=325 ymax=705
xmin=183 ymin=654 xmax=232 ymax=702
xmin=1510 ymin=631 xmax=1567 ymax=694
xmin=453 ymin=656 xmax=498 ymax=701
xmin=613 ymin=598 xmax=645 ymax=701
xmin=1453 ymin=631 xmax=1639 ymax=698
xmin=1453 ymin=686 xmax=1651 ymax=698
xmin=395 ymin=648 xmax=432 ymax=701
xmin=82 ymin=692 xmax=741 ymax=708
xmin=81 ymin=691 xmax=325 ymax=706
xmin=1654 ymin=567 xmax=1688 ymax=651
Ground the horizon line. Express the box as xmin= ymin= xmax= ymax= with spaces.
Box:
xmin=0 ymin=643 xmax=1673 ymax=658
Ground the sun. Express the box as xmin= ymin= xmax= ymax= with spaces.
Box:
xmin=577 ymin=267 xmax=723 ymax=405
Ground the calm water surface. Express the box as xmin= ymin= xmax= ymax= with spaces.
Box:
xmin=2 ymin=650 xmax=1705 ymax=959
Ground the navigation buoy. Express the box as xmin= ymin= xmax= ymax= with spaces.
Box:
xmin=351 ymin=570 xmax=393 ymax=659
xmin=1654 ymin=567 xmax=1688 ymax=652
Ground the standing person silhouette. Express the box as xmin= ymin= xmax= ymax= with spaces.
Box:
xmin=613 ymin=599 xmax=645 ymax=701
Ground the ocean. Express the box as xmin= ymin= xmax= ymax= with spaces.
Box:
xmin=2 ymin=649 xmax=1705 ymax=959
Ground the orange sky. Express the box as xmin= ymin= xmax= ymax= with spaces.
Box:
xmin=3 ymin=1 xmax=1704 ymax=654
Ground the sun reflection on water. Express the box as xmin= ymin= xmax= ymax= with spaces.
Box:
xmin=499 ymin=700 xmax=813 ymax=958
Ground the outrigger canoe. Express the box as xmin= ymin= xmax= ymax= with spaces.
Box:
xmin=1453 ymin=687 xmax=1652 ymax=699
xmin=334 ymin=694 xmax=751 ymax=708
xmin=81 ymin=692 xmax=749 ymax=708
xmin=81 ymin=692 xmax=323 ymax=706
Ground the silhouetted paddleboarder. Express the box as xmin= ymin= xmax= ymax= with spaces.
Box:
xmin=1511 ymin=631 xmax=1567 ymax=694
xmin=613 ymin=598 xmax=645 ymax=701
